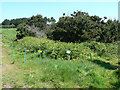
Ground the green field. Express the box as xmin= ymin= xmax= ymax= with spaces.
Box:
xmin=1 ymin=28 xmax=119 ymax=88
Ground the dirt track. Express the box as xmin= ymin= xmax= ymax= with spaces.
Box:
xmin=1 ymin=42 xmax=14 ymax=88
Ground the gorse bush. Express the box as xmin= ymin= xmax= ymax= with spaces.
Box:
xmin=14 ymin=36 xmax=118 ymax=60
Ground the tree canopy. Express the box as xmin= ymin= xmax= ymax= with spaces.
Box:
xmin=46 ymin=11 xmax=119 ymax=43
xmin=2 ymin=18 xmax=29 ymax=27
xmin=16 ymin=14 xmax=56 ymax=39
xmin=5 ymin=10 xmax=118 ymax=43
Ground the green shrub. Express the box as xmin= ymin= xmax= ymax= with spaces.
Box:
xmin=83 ymin=41 xmax=118 ymax=59
xmin=14 ymin=36 xmax=118 ymax=61
xmin=15 ymin=37 xmax=91 ymax=60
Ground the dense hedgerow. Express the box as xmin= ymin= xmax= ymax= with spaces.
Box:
xmin=14 ymin=37 xmax=118 ymax=60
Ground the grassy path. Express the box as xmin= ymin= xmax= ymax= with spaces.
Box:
xmin=1 ymin=46 xmax=53 ymax=88
xmin=2 ymin=47 xmax=29 ymax=88
xmin=2 ymin=46 xmax=16 ymax=88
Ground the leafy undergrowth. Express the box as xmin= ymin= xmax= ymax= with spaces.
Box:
xmin=2 ymin=28 xmax=119 ymax=88
xmin=14 ymin=37 xmax=118 ymax=63
xmin=2 ymin=46 xmax=118 ymax=88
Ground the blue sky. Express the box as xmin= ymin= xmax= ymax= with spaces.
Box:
xmin=0 ymin=2 xmax=118 ymax=23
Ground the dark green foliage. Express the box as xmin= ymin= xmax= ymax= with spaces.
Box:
xmin=26 ymin=15 xmax=46 ymax=28
xmin=2 ymin=18 xmax=29 ymax=27
xmin=26 ymin=14 xmax=55 ymax=28
xmin=10 ymin=18 xmax=29 ymax=27
xmin=2 ymin=19 xmax=10 ymax=25
xmin=16 ymin=14 xmax=56 ymax=39
xmin=12 ymin=11 xmax=118 ymax=43
xmin=46 ymin=11 xmax=119 ymax=43
xmin=100 ymin=19 xmax=119 ymax=43
xmin=16 ymin=23 xmax=36 ymax=39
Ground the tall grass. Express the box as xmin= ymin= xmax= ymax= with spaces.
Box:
xmin=2 ymin=28 xmax=119 ymax=88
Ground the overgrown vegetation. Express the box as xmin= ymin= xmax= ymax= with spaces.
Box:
xmin=13 ymin=36 xmax=118 ymax=62
xmin=2 ymin=28 xmax=119 ymax=88
xmin=9 ymin=10 xmax=119 ymax=43
xmin=46 ymin=11 xmax=119 ymax=43
xmin=16 ymin=15 xmax=55 ymax=39
xmin=1 ymin=10 xmax=119 ymax=88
